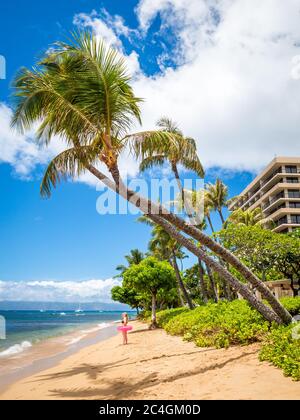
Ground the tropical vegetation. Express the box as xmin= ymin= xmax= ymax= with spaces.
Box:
xmin=11 ymin=30 xmax=292 ymax=325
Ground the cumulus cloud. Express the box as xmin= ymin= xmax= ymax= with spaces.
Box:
xmin=0 ymin=278 xmax=121 ymax=303
xmin=133 ymin=0 xmax=300 ymax=171
xmin=2 ymin=0 xmax=300 ymax=181
xmin=0 ymin=103 xmax=65 ymax=177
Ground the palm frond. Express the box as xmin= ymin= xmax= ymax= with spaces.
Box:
xmin=40 ymin=145 xmax=100 ymax=197
xmin=139 ymin=155 xmax=166 ymax=173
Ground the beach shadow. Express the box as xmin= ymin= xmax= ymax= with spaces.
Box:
xmin=47 ymin=350 xmax=256 ymax=399
xmin=48 ymin=373 xmax=159 ymax=400
xmin=33 ymin=359 xmax=128 ymax=382
xmin=129 ymin=328 xmax=154 ymax=334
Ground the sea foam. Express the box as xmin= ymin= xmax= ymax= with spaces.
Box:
xmin=67 ymin=322 xmax=111 ymax=345
xmin=0 ymin=341 xmax=32 ymax=357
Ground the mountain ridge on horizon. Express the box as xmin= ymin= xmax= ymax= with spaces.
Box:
xmin=0 ymin=301 xmax=132 ymax=311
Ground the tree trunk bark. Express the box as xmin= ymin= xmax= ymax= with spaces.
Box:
xmin=207 ymin=215 xmax=215 ymax=233
xmin=171 ymin=252 xmax=194 ymax=309
xmin=205 ymin=262 xmax=218 ymax=302
xmin=218 ymin=208 xmax=225 ymax=224
xmin=87 ymin=164 xmax=291 ymax=324
xmin=150 ymin=293 xmax=157 ymax=329
xmin=198 ymin=258 xmax=208 ymax=303
xmin=168 ymin=258 xmax=185 ymax=307
xmin=148 ymin=215 xmax=282 ymax=324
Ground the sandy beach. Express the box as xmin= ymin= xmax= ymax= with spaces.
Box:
xmin=0 ymin=320 xmax=299 ymax=400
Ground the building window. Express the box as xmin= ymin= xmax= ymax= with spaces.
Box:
xmin=289 ymin=202 xmax=300 ymax=208
xmin=288 ymin=190 xmax=300 ymax=198
xmin=277 ymin=216 xmax=287 ymax=226
xmin=286 ymin=177 xmax=299 ymax=183
xmin=285 ymin=165 xmax=297 ymax=173
xmin=291 ymin=215 xmax=300 ymax=224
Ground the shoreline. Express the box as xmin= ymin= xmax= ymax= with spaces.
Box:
xmin=1 ymin=320 xmax=299 ymax=400
xmin=0 ymin=323 xmax=118 ymax=393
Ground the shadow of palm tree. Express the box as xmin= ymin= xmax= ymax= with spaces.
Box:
xmin=47 ymin=350 xmax=256 ymax=399
xmin=34 ymin=359 xmax=128 ymax=382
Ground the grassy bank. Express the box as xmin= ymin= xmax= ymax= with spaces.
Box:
xmin=142 ymin=297 xmax=300 ymax=380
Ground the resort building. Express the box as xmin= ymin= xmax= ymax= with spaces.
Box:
xmin=229 ymin=157 xmax=300 ymax=233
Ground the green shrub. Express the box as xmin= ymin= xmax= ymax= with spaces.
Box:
xmin=156 ymin=307 xmax=189 ymax=327
xmin=280 ymin=296 xmax=300 ymax=316
xmin=137 ymin=310 xmax=151 ymax=320
xmin=259 ymin=323 xmax=300 ymax=380
xmin=161 ymin=300 xmax=270 ymax=349
xmin=142 ymin=298 xmax=300 ymax=380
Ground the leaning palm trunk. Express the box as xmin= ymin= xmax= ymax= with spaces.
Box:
xmin=218 ymin=208 xmax=225 ymax=224
xmin=206 ymin=215 xmax=215 ymax=233
xmin=205 ymin=263 xmax=218 ymax=302
xmin=171 ymin=162 xmax=208 ymax=301
xmin=168 ymin=257 xmax=185 ymax=306
xmin=150 ymin=294 xmax=157 ymax=329
xmin=148 ymin=215 xmax=282 ymax=324
xmin=171 ymin=251 xmax=194 ymax=309
xmin=87 ymin=165 xmax=282 ymax=324
xmin=198 ymin=258 xmax=208 ymax=303
xmin=101 ymin=163 xmax=291 ymax=324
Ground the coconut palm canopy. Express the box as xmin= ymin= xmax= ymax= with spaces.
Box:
xmin=137 ymin=117 xmax=205 ymax=178
xmin=11 ymin=31 xmax=182 ymax=197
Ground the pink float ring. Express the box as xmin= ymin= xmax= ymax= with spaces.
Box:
xmin=117 ymin=325 xmax=133 ymax=332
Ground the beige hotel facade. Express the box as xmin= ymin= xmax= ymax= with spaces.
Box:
xmin=229 ymin=157 xmax=300 ymax=233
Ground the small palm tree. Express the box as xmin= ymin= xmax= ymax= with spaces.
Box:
xmin=227 ymin=208 xmax=263 ymax=227
xmin=115 ymin=249 xmax=144 ymax=277
xmin=137 ymin=117 xmax=204 ymax=219
xmin=205 ymin=179 xmax=228 ymax=224
xmin=138 ymin=215 xmax=194 ymax=309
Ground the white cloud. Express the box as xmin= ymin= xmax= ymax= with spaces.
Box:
xmin=0 ymin=103 xmax=65 ymax=177
xmin=0 ymin=278 xmax=121 ymax=303
xmin=132 ymin=0 xmax=300 ymax=171
xmin=2 ymin=0 xmax=300 ymax=182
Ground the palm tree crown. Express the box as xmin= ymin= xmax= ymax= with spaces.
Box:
xmin=11 ymin=31 xmax=178 ymax=197
xmin=205 ymin=179 xmax=228 ymax=224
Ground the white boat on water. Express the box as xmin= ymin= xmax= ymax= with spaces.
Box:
xmin=75 ymin=304 xmax=84 ymax=313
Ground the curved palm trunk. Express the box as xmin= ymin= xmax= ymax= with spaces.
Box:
xmin=171 ymin=251 xmax=194 ymax=309
xmin=218 ymin=208 xmax=225 ymax=224
xmin=172 ymin=162 xmax=208 ymax=306
xmin=207 ymin=215 xmax=215 ymax=233
xmin=148 ymin=215 xmax=282 ymax=324
xmin=198 ymin=258 xmax=208 ymax=303
xmin=168 ymin=258 xmax=185 ymax=307
xmin=205 ymin=262 xmax=218 ymax=302
xmin=87 ymin=164 xmax=291 ymax=324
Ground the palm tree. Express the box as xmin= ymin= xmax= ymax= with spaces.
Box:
xmin=205 ymin=179 xmax=228 ymax=224
xmin=226 ymin=208 xmax=265 ymax=227
xmin=138 ymin=216 xmax=194 ymax=309
xmin=115 ymin=248 xmax=144 ymax=276
xmin=139 ymin=117 xmax=204 ymax=208
xmin=11 ymin=31 xmax=291 ymax=325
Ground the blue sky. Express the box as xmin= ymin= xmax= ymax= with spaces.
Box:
xmin=0 ymin=1 xmax=300 ymax=302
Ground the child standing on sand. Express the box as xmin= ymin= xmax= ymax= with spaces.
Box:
xmin=119 ymin=312 xmax=129 ymax=345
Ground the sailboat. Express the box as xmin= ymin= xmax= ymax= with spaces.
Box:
xmin=75 ymin=303 xmax=84 ymax=313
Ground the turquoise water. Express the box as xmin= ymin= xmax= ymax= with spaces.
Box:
xmin=0 ymin=310 xmax=135 ymax=356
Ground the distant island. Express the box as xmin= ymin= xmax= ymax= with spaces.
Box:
xmin=0 ymin=301 xmax=132 ymax=311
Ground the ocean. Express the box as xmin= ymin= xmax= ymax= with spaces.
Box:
xmin=0 ymin=310 xmax=136 ymax=357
